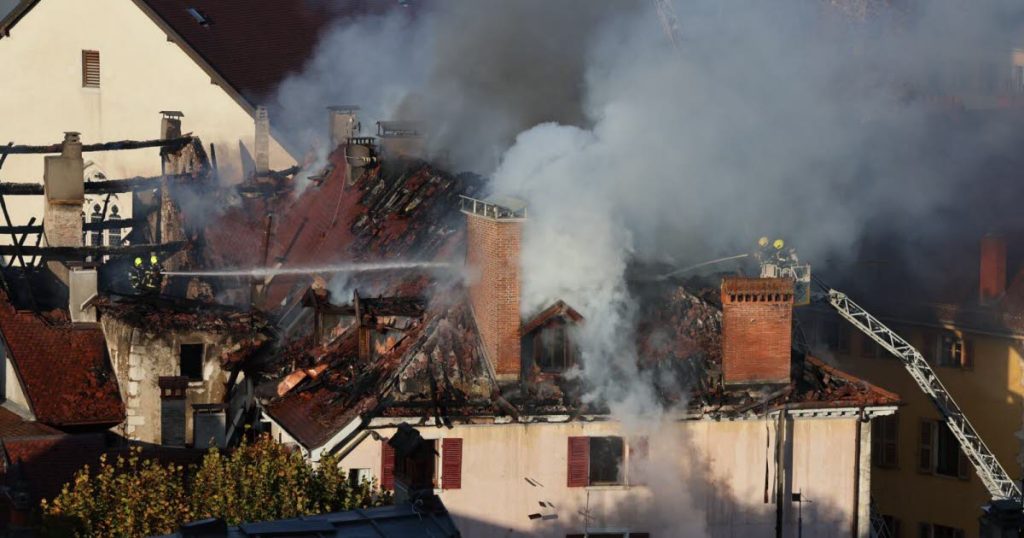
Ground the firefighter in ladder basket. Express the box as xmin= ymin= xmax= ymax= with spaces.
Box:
xmin=130 ymin=254 xmax=163 ymax=294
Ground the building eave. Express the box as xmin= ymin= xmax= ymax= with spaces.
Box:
xmin=0 ymin=0 xmax=40 ymax=39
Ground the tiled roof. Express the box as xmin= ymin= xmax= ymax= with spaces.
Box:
xmin=1 ymin=433 xmax=108 ymax=503
xmin=0 ymin=295 xmax=124 ymax=427
xmin=135 ymin=0 xmax=401 ymax=106
xmin=0 ymin=407 xmax=59 ymax=438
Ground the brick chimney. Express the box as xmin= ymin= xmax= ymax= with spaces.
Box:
xmin=43 ymin=132 xmax=84 ymax=283
xmin=461 ymin=196 xmax=527 ymax=381
xmin=980 ymin=234 xmax=1006 ymax=304
xmin=721 ymin=277 xmax=794 ymax=385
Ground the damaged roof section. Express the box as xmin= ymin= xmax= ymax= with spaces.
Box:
xmin=0 ymin=293 xmax=124 ymax=427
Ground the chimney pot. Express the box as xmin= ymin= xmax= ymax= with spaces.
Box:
xmin=980 ymin=234 xmax=1007 ymax=303
xmin=721 ymin=277 xmax=794 ymax=385
xmin=463 ymin=195 xmax=526 ymax=382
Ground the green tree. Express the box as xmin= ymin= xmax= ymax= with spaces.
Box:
xmin=40 ymin=435 xmax=391 ymax=537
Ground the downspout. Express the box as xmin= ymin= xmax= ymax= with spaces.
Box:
xmin=851 ymin=408 xmax=865 ymax=538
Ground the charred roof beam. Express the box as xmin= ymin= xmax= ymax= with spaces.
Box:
xmin=0 ymin=136 xmax=193 ymax=155
xmin=0 ymin=241 xmax=184 ymax=261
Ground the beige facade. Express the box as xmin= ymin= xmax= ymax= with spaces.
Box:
xmin=267 ymin=411 xmax=890 ymax=538
xmin=0 ymin=0 xmax=295 ymax=226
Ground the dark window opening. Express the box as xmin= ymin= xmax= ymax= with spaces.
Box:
xmin=820 ymin=318 xmax=850 ymax=354
xmin=394 ymin=439 xmax=436 ymax=490
xmin=589 ymin=436 xmax=624 ymax=486
xmin=535 ymin=322 xmax=572 ymax=372
xmin=935 ymin=333 xmax=963 ymax=368
xmin=179 ymin=344 xmax=204 ymax=380
xmin=872 ymin=414 xmax=899 ymax=468
xmin=919 ymin=420 xmax=968 ymax=479
xmin=919 ymin=523 xmax=964 ymax=538
xmin=879 ymin=515 xmax=900 ymax=538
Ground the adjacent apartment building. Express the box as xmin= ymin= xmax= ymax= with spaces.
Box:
xmin=799 ymin=235 xmax=1024 ymax=538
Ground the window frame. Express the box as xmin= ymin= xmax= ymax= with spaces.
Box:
xmin=588 ymin=436 xmax=625 ymax=486
xmin=918 ymin=419 xmax=969 ymax=480
xmin=534 ymin=320 xmax=573 ymax=373
xmin=81 ymin=50 xmax=100 ymax=88
xmin=872 ymin=414 xmax=899 ymax=469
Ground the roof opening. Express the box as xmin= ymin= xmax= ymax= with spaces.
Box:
xmin=186 ymin=7 xmax=211 ymax=27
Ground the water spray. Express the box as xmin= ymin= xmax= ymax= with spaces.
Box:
xmin=163 ymin=261 xmax=456 ymax=278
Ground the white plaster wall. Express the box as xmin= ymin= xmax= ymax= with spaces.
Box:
xmin=336 ymin=417 xmax=862 ymax=538
xmin=0 ymin=342 xmax=32 ymax=418
xmin=0 ymin=0 xmax=295 ymax=226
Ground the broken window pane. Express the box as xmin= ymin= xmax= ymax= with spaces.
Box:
xmin=589 ymin=436 xmax=624 ymax=485
xmin=179 ymin=344 xmax=204 ymax=380
xmin=934 ymin=422 xmax=962 ymax=478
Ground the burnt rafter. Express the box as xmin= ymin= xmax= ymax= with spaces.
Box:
xmin=0 ymin=136 xmax=193 ymax=155
xmin=0 ymin=241 xmax=185 ymax=261
xmin=0 ymin=219 xmax=139 ymax=235
xmin=0 ymin=174 xmax=197 ymax=196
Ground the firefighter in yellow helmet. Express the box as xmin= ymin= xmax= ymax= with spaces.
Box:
xmin=129 ymin=257 xmax=145 ymax=291
xmin=131 ymin=254 xmax=163 ymax=294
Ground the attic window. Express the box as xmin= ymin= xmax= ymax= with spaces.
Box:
xmin=81 ymin=50 xmax=100 ymax=88
xmin=179 ymin=344 xmax=204 ymax=380
xmin=187 ymin=7 xmax=211 ymax=27
xmin=534 ymin=322 xmax=572 ymax=372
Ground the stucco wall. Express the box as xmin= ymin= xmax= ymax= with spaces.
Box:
xmin=0 ymin=0 xmax=294 ymax=226
xmin=101 ymin=317 xmax=232 ymax=445
xmin=334 ymin=416 xmax=863 ymax=538
xmin=831 ymin=322 xmax=1023 ymax=538
xmin=0 ymin=341 xmax=32 ymax=418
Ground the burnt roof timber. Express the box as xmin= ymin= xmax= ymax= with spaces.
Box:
xmin=0 ymin=136 xmax=193 ymax=155
xmin=0 ymin=175 xmax=194 ymax=195
xmin=0 ymin=241 xmax=184 ymax=260
xmin=0 ymin=219 xmax=140 ymax=235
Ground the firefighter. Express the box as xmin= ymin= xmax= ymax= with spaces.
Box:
xmin=129 ymin=257 xmax=146 ymax=291
xmin=144 ymin=254 xmax=163 ymax=292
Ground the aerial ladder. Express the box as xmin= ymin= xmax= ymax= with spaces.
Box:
xmin=662 ymin=240 xmax=1024 ymax=534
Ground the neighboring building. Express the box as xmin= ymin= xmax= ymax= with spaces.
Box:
xmin=0 ymin=0 xmax=328 ymax=226
xmin=800 ymin=236 xmax=1024 ymax=538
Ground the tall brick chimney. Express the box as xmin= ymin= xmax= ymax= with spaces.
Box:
xmin=980 ymin=234 xmax=1006 ymax=304
xmin=721 ymin=277 xmax=794 ymax=385
xmin=43 ymin=132 xmax=85 ymax=283
xmin=461 ymin=196 xmax=527 ymax=381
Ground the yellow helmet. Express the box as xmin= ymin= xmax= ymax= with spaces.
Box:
xmin=134 ymin=257 xmax=143 ymax=267
xmin=757 ymin=237 xmax=769 ymax=247
xmin=150 ymin=255 xmax=158 ymax=265
xmin=773 ymin=239 xmax=785 ymax=250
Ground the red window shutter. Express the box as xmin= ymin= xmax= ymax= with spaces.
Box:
xmin=381 ymin=441 xmax=396 ymax=490
xmin=442 ymin=438 xmax=463 ymax=490
xmin=567 ymin=436 xmax=589 ymax=487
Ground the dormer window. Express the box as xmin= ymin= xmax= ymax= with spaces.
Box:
xmin=535 ymin=321 xmax=571 ymax=372
xmin=522 ymin=300 xmax=584 ymax=375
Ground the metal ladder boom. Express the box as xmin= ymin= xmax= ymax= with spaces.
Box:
xmin=827 ymin=289 xmax=1021 ymax=502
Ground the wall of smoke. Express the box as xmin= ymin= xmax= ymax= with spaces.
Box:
xmin=275 ymin=0 xmax=1024 ymax=413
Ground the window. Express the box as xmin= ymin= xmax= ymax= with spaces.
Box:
xmin=179 ymin=344 xmax=204 ymax=380
xmin=394 ymin=438 xmax=436 ymax=490
xmin=347 ymin=468 xmax=372 ymax=487
xmin=568 ymin=436 xmax=625 ymax=487
xmin=535 ymin=322 xmax=573 ymax=372
xmin=567 ymin=534 xmax=649 ymax=538
xmin=81 ymin=50 xmax=100 ymax=88
xmin=872 ymin=414 xmax=899 ymax=468
xmin=932 ymin=333 xmax=972 ymax=369
xmin=918 ymin=523 xmax=964 ymax=538
xmin=919 ymin=420 xmax=969 ymax=479
xmin=383 ymin=435 xmax=463 ymax=492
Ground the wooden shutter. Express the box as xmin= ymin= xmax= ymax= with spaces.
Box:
xmin=919 ymin=421 xmax=934 ymax=473
xmin=441 ymin=438 xmax=463 ymax=490
xmin=82 ymin=50 xmax=100 ymax=88
xmin=628 ymin=436 xmax=649 ymax=486
xmin=961 ymin=339 xmax=974 ymax=369
xmin=883 ymin=415 xmax=899 ymax=468
xmin=567 ymin=436 xmax=589 ymax=487
xmin=381 ymin=441 xmax=396 ymax=490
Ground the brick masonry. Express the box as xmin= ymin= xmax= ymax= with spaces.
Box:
xmin=721 ymin=277 xmax=794 ymax=385
xmin=980 ymin=234 xmax=1006 ymax=302
xmin=465 ymin=213 xmax=521 ymax=379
